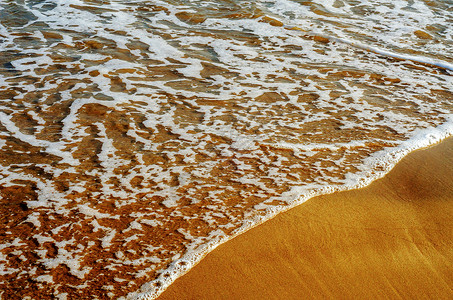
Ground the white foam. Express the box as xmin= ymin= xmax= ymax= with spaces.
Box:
xmin=1 ymin=0 xmax=452 ymax=298
xmin=320 ymin=34 xmax=453 ymax=72
xmin=78 ymin=204 xmax=111 ymax=219
xmin=0 ymin=112 xmax=78 ymax=165
xmin=129 ymin=117 xmax=453 ymax=300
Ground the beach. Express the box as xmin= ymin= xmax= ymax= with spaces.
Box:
xmin=158 ymin=137 xmax=453 ymax=299
xmin=1 ymin=1 xmax=453 ymax=298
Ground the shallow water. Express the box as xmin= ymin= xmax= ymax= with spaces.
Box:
xmin=0 ymin=0 xmax=452 ymax=299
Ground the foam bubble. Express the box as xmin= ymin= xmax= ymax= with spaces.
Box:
xmin=0 ymin=0 xmax=452 ymax=299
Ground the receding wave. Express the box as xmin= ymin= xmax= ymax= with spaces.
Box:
xmin=0 ymin=0 xmax=452 ymax=299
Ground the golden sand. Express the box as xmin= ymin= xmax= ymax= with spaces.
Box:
xmin=158 ymin=137 xmax=453 ymax=299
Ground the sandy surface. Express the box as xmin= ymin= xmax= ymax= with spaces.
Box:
xmin=158 ymin=137 xmax=453 ymax=300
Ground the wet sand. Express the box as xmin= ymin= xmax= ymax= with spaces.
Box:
xmin=158 ymin=137 xmax=453 ymax=300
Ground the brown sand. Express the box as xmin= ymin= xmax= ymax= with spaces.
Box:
xmin=158 ymin=138 xmax=453 ymax=300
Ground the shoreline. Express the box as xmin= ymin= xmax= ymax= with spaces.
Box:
xmin=157 ymin=136 xmax=453 ymax=299
xmin=135 ymin=125 xmax=453 ymax=299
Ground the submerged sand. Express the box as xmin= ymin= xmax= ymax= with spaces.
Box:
xmin=158 ymin=137 xmax=453 ymax=299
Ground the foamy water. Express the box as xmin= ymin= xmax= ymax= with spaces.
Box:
xmin=0 ymin=0 xmax=452 ymax=299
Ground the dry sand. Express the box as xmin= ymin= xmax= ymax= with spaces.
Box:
xmin=158 ymin=137 xmax=453 ymax=299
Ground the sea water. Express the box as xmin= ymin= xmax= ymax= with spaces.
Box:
xmin=0 ymin=0 xmax=452 ymax=299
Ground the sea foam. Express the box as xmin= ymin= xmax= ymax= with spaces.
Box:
xmin=0 ymin=0 xmax=452 ymax=299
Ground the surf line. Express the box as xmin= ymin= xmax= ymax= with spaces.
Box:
xmin=284 ymin=25 xmax=453 ymax=73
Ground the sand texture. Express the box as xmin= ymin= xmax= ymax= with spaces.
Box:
xmin=158 ymin=138 xmax=453 ymax=299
